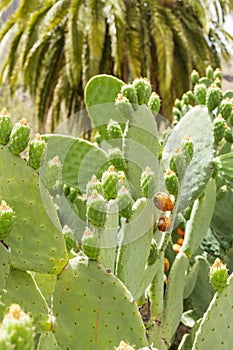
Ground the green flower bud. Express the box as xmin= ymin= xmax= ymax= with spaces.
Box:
xmin=9 ymin=118 xmax=30 ymax=155
xmin=169 ymin=152 xmax=186 ymax=179
xmin=224 ymin=125 xmax=233 ymax=143
xmin=174 ymin=98 xmax=182 ymax=111
xmin=209 ymin=258 xmax=228 ymax=293
xmin=0 ymin=107 xmax=12 ymax=145
xmin=186 ymin=90 xmax=195 ymax=104
xmin=213 ymin=115 xmax=225 ymax=144
xmin=116 ymin=186 xmax=134 ymax=219
xmin=121 ymin=84 xmax=138 ymax=106
xmin=213 ymin=68 xmax=222 ymax=81
xmin=107 ymin=119 xmax=123 ymax=139
xmin=28 ymin=133 xmax=46 ymax=170
xmin=132 ymin=77 xmax=152 ymax=105
xmin=148 ymin=92 xmax=161 ymax=115
xmin=181 ymin=93 xmax=189 ymax=105
xmin=108 ymin=147 xmax=125 ymax=171
xmin=102 ymin=165 xmax=119 ymax=200
xmin=42 ymin=155 xmax=62 ymax=192
xmin=165 ymin=169 xmax=179 ymax=196
xmin=86 ymin=190 xmax=107 ymax=228
xmin=0 ymin=200 xmax=14 ymax=240
xmin=140 ymin=167 xmax=156 ymax=198
xmin=115 ymin=94 xmax=133 ymax=120
xmin=194 ymin=83 xmax=207 ymax=105
xmin=81 ymin=227 xmax=100 ymax=260
xmin=181 ymin=136 xmax=194 ymax=166
xmin=205 ymin=65 xmax=214 ymax=80
xmin=86 ymin=175 xmax=103 ymax=197
xmin=217 ymin=98 xmax=233 ymax=120
xmin=206 ymin=84 xmax=222 ymax=111
xmin=228 ymin=111 xmax=233 ymax=127
xmin=62 ymin=225 xmax=75 ymax=252
xmin=191 ymin=70 xmax=200 ymax=84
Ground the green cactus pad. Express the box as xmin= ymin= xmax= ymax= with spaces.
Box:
xmin=123 ymin=104 xmax=160 ymax=199
xmin=85 ymin=74 xmax=124 ymax=138
xmin=161 ymin=252 xmax=189 ymax=347
xmin=53 ymin=258 xmax=147 ymax=349
xmin=32 ymin=272 xmax=57 ymax=306
xmin=0 ymin=146 xmax=68 ymax=274
xmin=28 ymin=133 xmax=46 ymax=170
xmin=98 ymin=200 xmax=119 ymax=272
xmin=0 ymin=242 xmax=11 ymax=291
xmin=0 ymin=108 xmax=12 ymax=145
xmin=116 ymin=198 xmax=154 ymax=299
xmin=9 ymin=118 xmax=30 ymax=155
xmin=36 ymin=332 xmax=60 ymax=350
xmin=163 ymin=106 xmax=214 ymax=211
xmin=41 ymin=135 xmax=108 ymax=192
xmin=0 ymin=268 xmax=50 ymax=332
xmin=192 ymin=273 xmax=233 ymax=349
xmin=180 ymin=178 xmax=216 ymax=258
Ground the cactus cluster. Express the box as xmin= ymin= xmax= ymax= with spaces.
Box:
xmin=1 ymin=66 xmax=233 ymax=349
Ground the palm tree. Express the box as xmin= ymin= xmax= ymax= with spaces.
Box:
xmin=0 ymin=0 xmax=232 ymax=132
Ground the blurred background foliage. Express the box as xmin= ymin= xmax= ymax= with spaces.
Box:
xmin=0 ymin=0 xmax=233 ymax=133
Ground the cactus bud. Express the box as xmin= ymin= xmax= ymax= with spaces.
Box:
xmin=0 ymin=200 xmax=14 ymax=240
xmin=81 ymin=228 xmax=100 ymax=260
xmin=193 ymin=83 xmax=207 ymax=105
xmin=86 ymin=190 xmax=107 ymax=228
xmin=62 ymin=225 xmax=75 ymax=252
xmin=213 ymin=115 xmax=225 ymax=144
xmin=132 ymin=77 xmax=152 ymax=105
xmin=0 ymin=107 xmax=12 ymax=145
xmin=214 ymin=77 xmax=222 ymax=88
xmin=224 ymin=125 xmax=233 ymax=143
xmin=116 ymin=186 xmax=134 ymax=219
xmin=213 ymin=68 xmax=222 ymax=81
xmin=1 ymin=304 xmax=34 ymax=350
xmin=107 ymin=119 xmax=123 ymax=139
xmin=28 ymin=133 xmax=46 ymax=169
xmin=173 ymin=107 xmax=182 ymax=120
xmin=147 ymin=239 xmax=157 ymax=266
xmin=121 ymin=84 xmax=138 ymax=106
xmin=169 ymin=152 xmax=186 ymax=179
xmin=9 ymin=118 xmax=30 ymax=155
xmin=153 ymin=192 xmax=174 ymax=211
xmin=117 ymin=171 xmax=130 ymax=191
xmin=191 ymin=70 xmax=200 ymax=84
xmin=181 ymin=136 xmax=194 ymax=166
xmin=209 ymin=258 xmax=228 ymax=293
xmin=42 ymin=155 xmax=62 ymax=192
xmin=115 ymin=94 xmax=133 ymax=120
xmin=217 ymin=98 xmax=233 ymax=120
xmin=102 ymin=165 xmax=119 ymax=200
xmin=186 ymin=90 xmax=195 ymax=104
xmin=165 ymin=169 xmax=179 ymax=196
xmin=174 ymin=98 xmax=182 ymax=111
xmin=156 ymin=215 xmax=172 ymax=232
xmin=108 ymin=147 xmax=125 ymax=171
xmin=86 ymin=175 xmax=103 ymax=197
xmin=205 ymin=65 xmax=214 ymax=80
xmin=148 ymin=92 xmax=161 ymax=115
xmin=206 ymin=84 xmax=222 ymax=111
xmin=181 ymin=93 xmax=189 ymax=105
xmin=140 ymin=167 xmax=156 ymax=198
xmin=229 ymin=110 xmax=233 ymax=127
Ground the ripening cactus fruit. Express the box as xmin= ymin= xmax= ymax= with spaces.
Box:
xmin=108 ymin=147 xmax=125 ymax=171
xmin=0 ymin=107 xmax=12 ymax=145
xmin=115 ymin=94 xmax=134 ymax=120
xmin=148 ymin=92 xmax=161 ymax=115
xmin=28 ymin=133 xmax=46 ymax=170
xmin=153 ymin=192 xmax=174 ymax=211
xmin=102 ymin=165 xmax=119 ymax=200
xmin=165 ymin=169 xmax=179 ymax=196
xmin=86 ymin=190 xmax=107 ymax=228
xmin=0 ymin=304 xmax=34 ymax=350
xmin=0 ymin=200 xmax=14 ymax=240
xmin=209 ymin=258 xmax=228 ymax=293
xmin=116 ymin=186 xmax=134 ymax=219
xmin=9 ymin=118 xmax=30 ymax=155
xmin=217 ymin=98 xmax=233 ymax=120
xmin=107 ymin=119 xmax=123 ymax=139
xmin=86 ymin=175 xmax=103 ymax=197
xmin=81 ymin=227 xmax=100 ymax=260
xmin=147 ymin=239 xmax=157 ymax=266
xmin=213 ymin=115 xmax=225 ymax=144
xmin=193 ymin=83 xmax=207 ymax=105
xmin=132 ymin=77 xmax=152 ymax=105
xmin=164 ymin=258 xmax=170 ymax=273
xmin=181 ymin=136 xmax=194 ymax=166
xmin=121 ymin=84 xmax=138 ymax=106
xmin=43 ymin=155 xmax=62 ymax=192
xmin=191 ymin=70 xmax=200 ymax=84
xmin=156 ymin=215 xmax=172 ymax=232
xmin=206 ymin=84 xmax=222 ymax=111
xmin=140 ymin=167 xmax=156 ymax=198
